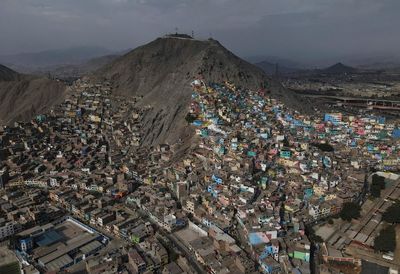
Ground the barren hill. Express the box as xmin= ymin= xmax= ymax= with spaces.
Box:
xmin=0 ymin=64 xmax=66 ymax=125
xmin=322 ymin=62 xmax=357 ymax=74
xmin=95 ymin=36 xmax=304 ymax=146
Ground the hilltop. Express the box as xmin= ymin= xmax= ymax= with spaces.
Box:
xmin=94 ymin=36 xmax=304 ymax=146
xmin=0 ymin=64 xmax=66 ymax=125
xmin=322 ymin=62 xmax=357 ymax=74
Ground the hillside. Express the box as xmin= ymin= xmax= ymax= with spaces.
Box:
xmin=95 ymin=36 xmax=305 ymax=147
xmin=322 ymin=62 xmax=357 ymax=74
xmin=0 ymin=64 xmax=66 ymax=125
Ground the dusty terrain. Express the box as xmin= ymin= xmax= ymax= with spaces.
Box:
xmin=0 ymin=64 xmax=66 ymax=124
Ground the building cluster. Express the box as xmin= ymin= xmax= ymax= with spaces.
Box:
xmin=0 ymin=80 xmax=201 ymax=273
xmin=282 ymin=77 xmax=400 ymax=99
xmin=157 ymin=80 xmax=399 ymax=273
xmin=0 ymin=77 xmax=399 ymax=273
xmin=0 ymin=188 xmax=63 ymax=241
xmin=316 ymin=172 xmax=400 ymax=272
xmin=16 ymin=217 xmax=109 ymax=272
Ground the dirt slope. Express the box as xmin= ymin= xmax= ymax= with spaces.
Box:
xmin=0 ymin=64 xmax=66 ymax=125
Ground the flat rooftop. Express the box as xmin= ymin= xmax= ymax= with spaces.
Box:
xmin=174 ymin=227 xmax=204 ymax=243
xmin=55 ymin=220 xmax=93 ymax=241
xmin=24 ymin=218 xmax=106 ymax=272
xmin=39 ymin=233 xmax=97 ymax=265
xmin=45 ymin=254 xmax=73 ymax=272
xmin=18 ymin=223 xmax=54 ymax=237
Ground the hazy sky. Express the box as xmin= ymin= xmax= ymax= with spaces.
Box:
xmin=1 ymin=0 xmax=399 ymax=64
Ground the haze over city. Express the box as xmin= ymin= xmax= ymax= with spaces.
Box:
xmin=1 ymin=0 xmax=400 ymax=65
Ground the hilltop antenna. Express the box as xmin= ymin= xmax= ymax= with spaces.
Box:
xmin=175 ymin=27 xmax=179 ymax=34
xmin=192 ymin=30 xmax=194 ymax=38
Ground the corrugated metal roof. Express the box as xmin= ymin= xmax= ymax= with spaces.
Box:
xmin=45 ymin=254 xmax=73 ymax=271
xmin=79 ymin=240 xmax=102 ymax=255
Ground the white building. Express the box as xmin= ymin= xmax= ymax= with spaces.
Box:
xmin=0 ymin=219 xmax=19 ymax=240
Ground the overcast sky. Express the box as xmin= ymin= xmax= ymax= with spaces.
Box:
xmin=0 ymin=0 xmax=399 ymax=64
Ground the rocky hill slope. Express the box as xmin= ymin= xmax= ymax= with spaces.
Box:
xmin=94 ymin=36 xmax=305 ymax=146
xmin=0 ymin=64 xmax=66 ymax=125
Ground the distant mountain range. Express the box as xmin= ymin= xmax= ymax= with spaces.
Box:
xmin=0 ymin=46 xmax=120 ymax=71
xmin=35 ymin=54 xmax=121 ymax=79
xmin=3 ymin=46 xmax=399 ymax=78
xmin=320 ymin=62 xmax=357 ymax=74
xmin=246 ymin=56 xmax=305 ymax=69
xmin=252 ymin=55 xmax=400 ymax=72
xmin=255 ymin=61 xmax=301 ymax=76
xmin=255 ymin=59 xmax=362 ymax=76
